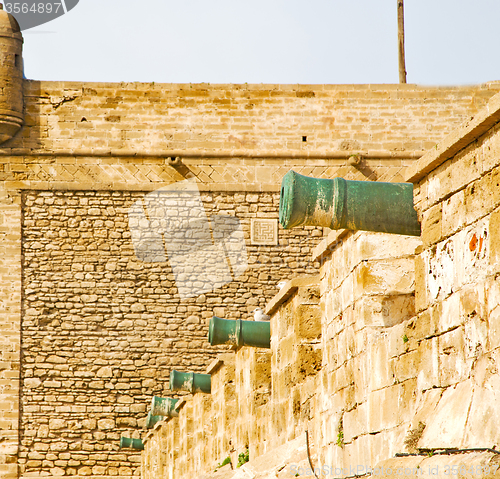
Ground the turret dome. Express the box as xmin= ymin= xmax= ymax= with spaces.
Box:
xmin=0 ymin=4 xmax=21 ymax=34
xmin=0 ymin=3 xmax=24 ymax=145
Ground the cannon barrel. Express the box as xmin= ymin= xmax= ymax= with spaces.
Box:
xmin=169 ymin=370 xmax=211 ymax=394
xmin=150 ymin=396 xmax=179 ymax=418
xmin=279 ymin=170 xmax=420 ymax=236
xmin=209 ymin=316 xmax=271 ymax=349
xmin=120 ymin=437 xmax=144 ymax=450
xmin=145 ymin=411 xmax=164 ymax=429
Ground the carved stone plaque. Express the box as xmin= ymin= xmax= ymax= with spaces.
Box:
xmin=250 ymin=218 xmax=278 ymax=245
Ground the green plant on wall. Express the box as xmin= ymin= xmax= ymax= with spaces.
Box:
xmin=214 ymin=456 xmax=231 ymax=472
xmin=237 ymin=448 xmax=249 ymax=467
xmin=336 ymin=412 xmax=344 ymax=448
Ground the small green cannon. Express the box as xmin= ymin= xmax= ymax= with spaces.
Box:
xmin=209 ymin=316 xmax=271 ymax=349
xmin=145 ymin=411 xmax=163 ymax=429
xmin=169 ymin=370 xmax=211 ymax=394
xmin=279 ymin=170 xmax=420 ymax=236
xmin=120 ymin=437 xmax=144 ymax=450
xmin=150 ymin=396 xmax=179 ymax=418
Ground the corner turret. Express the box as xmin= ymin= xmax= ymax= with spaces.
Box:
xmin=0 ymin=3 xmax=23 ymax=145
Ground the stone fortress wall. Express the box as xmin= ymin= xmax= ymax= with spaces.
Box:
xmin=140 ymin=91 xmax=500 ymax=478
xmin=20 ymin=188 xmax=323 ymax=478
xmin=1 ymin=79 xmax=500 ymax=479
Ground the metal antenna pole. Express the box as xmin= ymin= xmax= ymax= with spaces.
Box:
xmin=398 ymin=0 xmax=407 ymax=83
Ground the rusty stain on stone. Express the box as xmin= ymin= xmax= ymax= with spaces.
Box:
xmin=469 ymin=233 xmax=478 ymax=251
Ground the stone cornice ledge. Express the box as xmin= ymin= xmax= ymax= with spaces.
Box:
xmin=405 ymin=90 xmax=500 ymax=183
xmin=174 ymin=397 xmax=187 ymax=412
xmin=311 ymin=228 xmax=350 ymax=262
xmin=265 ymin=275 xmax=320 ymax=316
xmin=206 ymin=353 xmax=235 ymax=374
xmin=20 ymin=477 xmax=140 ymax=479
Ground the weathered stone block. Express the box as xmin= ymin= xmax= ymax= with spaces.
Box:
xmin=354 ymin=232 xmax=421 ymax=263
xmin=438 ymin=327 xmax=469 ymax=387
xmin=465 ymin=167 xmax=500 ymax=225
xmin=343 ymin=401 xmax=368 ymax=444
xmin=355 ymin=294 xmax=415 ymax=329
xmin=418 ymin=380 xmax=472 ymax=448
xmin=293 ymin=345 xmax=322 ymax=383
xmin=441 ymin=189 xmax=466 ymax=239
xmin=435 ymin=293 xmax=461 ymax=334
xmin=394 ymin=339 xmax=435 ymax=384
xmin=367 ymin=385 xmax=400 ymax=434
xmin=354 ymin=258 xmax=415 ymax=299
xmin=421 ymin=203 xmax=442 ymax=246
xmin=296 ymin=304 xmax=321 ymax=340
xmin=369 ymin=335 xmax=395 ymax=392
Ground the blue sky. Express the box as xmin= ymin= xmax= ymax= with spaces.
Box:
xmin=20 ymin=0 xmax=500 ymax=85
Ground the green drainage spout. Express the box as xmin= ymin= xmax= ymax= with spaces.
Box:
xmin=279 ymin=170 xmax=421 ymax=236
xmin=150 ymin=396 xmax=179 ymax=418
xmin=169 ymin=370 xmax=211 ymax=394
xmin=145 ymin=411 xmax=163 ymax=429
xmin=120 ymin=437 xmax=144 ymax=450
xmin=209 ymin=316 xmax=271 ymax=349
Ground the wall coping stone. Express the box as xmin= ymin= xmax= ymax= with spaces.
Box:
xmin=143 ymin=418 xmax=166 ymax=445
xmin=25 ymin=80 xmax=499 ymax=90
xmin=206 ymin=353 xmax=235 ymax=374
xmin=265 ymin=275 xmax=320 ymax=316
xmin=206 ymin=358 xmax=225 ymax=375
xmin=405 ymin=90 xmax=500 ymax=183
xmin=20 ymin=477 xmax=140 ymax=479
xmin=312 ymin=228 xmax=350 ymax=262
xmin=175 ymin=398 xmax=187 ymax=412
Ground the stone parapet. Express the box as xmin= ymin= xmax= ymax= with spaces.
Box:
xmin=403 ymin=90 xmax=500 ymax=451
xmin=234 ymin=348 xmax=271 ymax=461
xmin=316 ymin=230 xmax=421 ymax=471
xmin=140 ymin=227 xmax=420 ymax=477
xmin=141 ymin=278 xmax=322 ymax=477
xmin=140 ymin=87 xmax=500 ymax=473
xmin=5 ymin=82 xmax=499 ymax=161
xmin=3 ymin=81 xmax=500 ymax=478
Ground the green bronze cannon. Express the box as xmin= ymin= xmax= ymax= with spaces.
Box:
xmin=169 ymin=370 xmax=211 ymax=394
xmin=145 ymin=411 xmax=163 ymax=429
xmin=150 ymin=396 xmax=179 ymax=418
xmin=209 ymin=316 xmax=271 ymax=349
xmin=120 ymin=437 xmax=144 ymax=450
xmin=279 ymin=170 xmax=420 ymax=236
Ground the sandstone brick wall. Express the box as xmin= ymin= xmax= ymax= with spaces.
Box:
xmin=140 ymin=90 xmax=500 ymax=479
xmin=207 ymin=354 xmax=235 ymax=469
xmin=0 ymin=187 xmax=22 ymax=479
xmin=2 ymin=82 xmax=500 ymax=193
xmin=314 ymin=231 xmax=422 ymax=468
xmin=19 ymin=189 xmax=321 ymax=477
xmin=268 ymin=277 xmax=322 ymax=451
xmin=404 ymin=92 xmax=500 ymax=450
xmin=1 ymin=80 xmax=499 ymax=478
xmin=141 ymin=240 xmax=418 ymax=476
xmin=3 ymin=81 xmax=497 ymax=157
xmin=234 ymin=348 xmax=271 ymax=461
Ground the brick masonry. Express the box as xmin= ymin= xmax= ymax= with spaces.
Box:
xmin=19 ymin=189 xmax=321 ymax=477
xmin=140 ymin=90 xmax=500 ymax=479
xmin=1 ymin=81 xmax=500 ymax=478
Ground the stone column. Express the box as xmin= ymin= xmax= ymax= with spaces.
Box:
xmin=0 ymin=186 xmax=22 ymax=479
